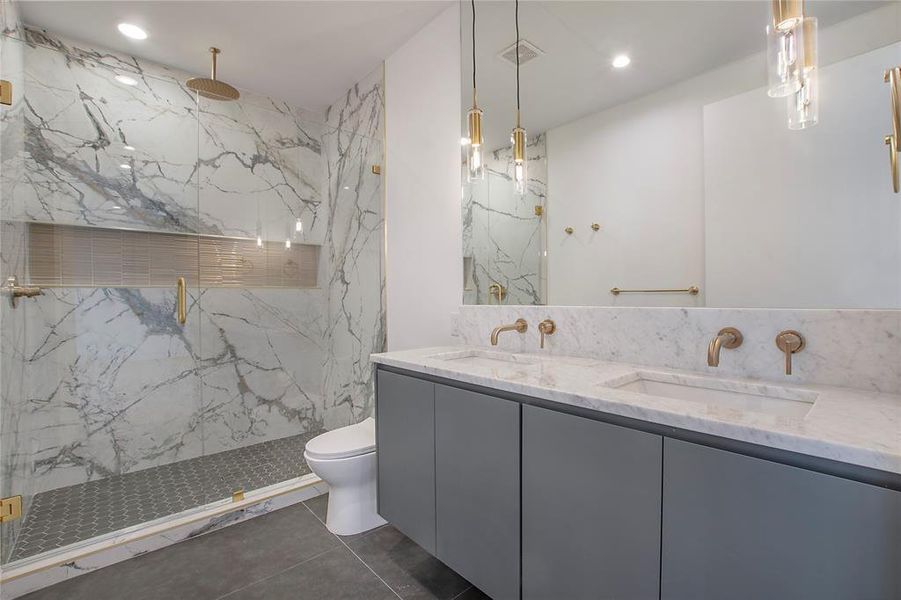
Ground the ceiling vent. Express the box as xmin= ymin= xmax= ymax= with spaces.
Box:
xmin=498 ymin=39 xmax=543 ymax=67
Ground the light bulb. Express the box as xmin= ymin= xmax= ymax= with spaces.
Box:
xmin=467 ymin=108 xmax=485 ymax=181
xmin=285 ymin=239 xmax=291 ymax=249
xmin=295 ymin=218 xmax=303 ymax=233
xmin=514 ymin=161 xmax=526 ymax=196
xmin=788 ymin=18 xmax=818 ymax=130
xmin=766 ymin=23 xmax=802 ymax=98
xmin=511 ymin=126 xmax=527 ymax=196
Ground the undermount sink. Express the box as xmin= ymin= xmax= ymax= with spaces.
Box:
xmin=427 ymin=349 xmax=538 ymax=367
xmin=600 ymin=370 xmax=817 ymax=418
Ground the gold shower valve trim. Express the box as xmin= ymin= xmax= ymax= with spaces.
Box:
xmin=590 ymin=223 xmax=600 ymax=231
xmin=564 ymin=227 xmax=573 ymax=235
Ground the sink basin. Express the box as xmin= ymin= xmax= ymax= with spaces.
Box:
xmin=600 ymin=370 xmax=817 ymax=418
xmin=427 ymin=349 xmax=538 ymax=367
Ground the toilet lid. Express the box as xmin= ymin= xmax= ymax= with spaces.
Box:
xmin=305 ymin=417 xmax=376 ymax=460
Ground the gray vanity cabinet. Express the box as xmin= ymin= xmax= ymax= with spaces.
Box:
xmin=435 ymin=384 xmax=521 ymax=600
xmin=375 ymin=370 xmax=436 ymax=554
xmin=521 ymin=404 xmax=663 ymax=600
xmin=662 ymin=438 xmax=901 ymax=600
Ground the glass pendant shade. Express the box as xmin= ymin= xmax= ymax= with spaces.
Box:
xmin=467 ymin=107 xmax=485 ymax=181
xmin=767 ymin=21 xmax=803 ymax=98
xmin=511 ymin=126 xmax=527 ymax=196
xmin=788 ymin=17 xmax=818 ymax=130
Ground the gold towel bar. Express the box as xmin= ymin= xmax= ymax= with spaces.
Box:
xmin=610 ymin=286 xmax=700 ymax=296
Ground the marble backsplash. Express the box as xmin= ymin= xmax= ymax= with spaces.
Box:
xmin=454 ymin=305 xmax=901 ymax=394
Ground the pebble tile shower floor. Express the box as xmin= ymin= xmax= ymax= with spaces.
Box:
xmin=8 ymin=430 xmax=323 ymax=563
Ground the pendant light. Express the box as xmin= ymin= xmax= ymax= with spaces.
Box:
xmin=511 ymin=0 xmax=527 ymax=196
xmin=466 ymin=0 xmax=485 ymax=182
xmin=788 ymin=17 xmax=818 ymax=129
xmin=766 ymin=0 xmax=804 ymax=98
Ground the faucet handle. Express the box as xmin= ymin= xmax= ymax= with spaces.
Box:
xmin=538 ymin=319 xmax=556 ymax=349
xmin=775 ymin=330 xmax=805 ymax=375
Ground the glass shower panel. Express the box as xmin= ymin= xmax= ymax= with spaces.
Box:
xmin=195 ymin=95 xmax=331 ymax=498
xmin=0 ymin=30 xmax=203 ymax=565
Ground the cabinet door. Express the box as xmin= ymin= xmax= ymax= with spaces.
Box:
xmin=376 ymin=370 xmax=436 ymax=554
xmin=662 ymin=438 xmax=901 ymax=600
xmin=435 ymin=385 xmax=520 ymax=600
xmin=521 ymin=404 xmax=663 ymax=600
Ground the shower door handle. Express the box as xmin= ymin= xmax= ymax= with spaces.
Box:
xmin=176 ymin=277 xmax=187 ymax=324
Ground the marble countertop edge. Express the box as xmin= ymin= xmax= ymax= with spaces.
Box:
xmin=371 ymin=347 xmax=901 ymax=476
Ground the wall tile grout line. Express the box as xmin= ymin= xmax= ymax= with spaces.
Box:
xmin=300 ymin=499 xmax=404 ymax=600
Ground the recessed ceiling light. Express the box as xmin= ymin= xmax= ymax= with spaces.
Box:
xmin=115 ymin=75 xmax=138 ymax=86
xmin=120 ymin=163 xmax=131 ymax=170
xmin=117 ymin=23 xmax=147 ymax=40
xmin=123 ymin=145 xmax=135 ymax=151
xmin=612 ymin=54 xmax=631 ymax=69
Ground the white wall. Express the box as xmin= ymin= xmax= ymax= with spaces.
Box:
xmin=385 ymin=5 xmax=462 ymax=350
xmin=705 ymin=43 xmax=901 ymax=308
xmin=545 ymin=4 xmax=901 ymax=308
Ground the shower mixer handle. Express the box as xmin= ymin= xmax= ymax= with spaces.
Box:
xmin=4 ymin=275 xmax=43 ymax=308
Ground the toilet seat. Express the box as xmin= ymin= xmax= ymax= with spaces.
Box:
xmin=305 ymin=417 xmax=375 ymax=460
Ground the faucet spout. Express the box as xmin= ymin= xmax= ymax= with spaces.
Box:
xmin=490 ymin=318 xmax=528 ymax=346
xmin=707 ymin=327 xmax=743 ymax=367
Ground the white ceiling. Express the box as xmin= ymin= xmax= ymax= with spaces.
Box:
xmin=462 ymin=0 xmax=891 ymax=149
xmin=18 ymin=0 xmax=452 ymax=111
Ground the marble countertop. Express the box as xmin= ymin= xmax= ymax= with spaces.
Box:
xmin=371 ymin=346 xmax=901 ymax=475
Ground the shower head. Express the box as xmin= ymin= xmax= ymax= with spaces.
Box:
xmin=186 ymin=47 xmax=240 ymax=101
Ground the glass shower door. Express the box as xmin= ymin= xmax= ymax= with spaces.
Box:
xmin=0 ymin=29 xmax=203 ymax=565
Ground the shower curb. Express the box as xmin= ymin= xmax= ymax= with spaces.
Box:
xmin=0 ymin=474 xmax=327 ymax=599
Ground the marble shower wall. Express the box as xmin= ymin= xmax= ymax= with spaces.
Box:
xmin=322 ymin=67 xmax=385 ymax=429
xmin=0 ymin=27 xmax=385 ymax=498
xmin=455 ymin=305 xmax=901 ymax=394
xmin=0 ymin=0 xmax=30 ymax=562
xmin=463 ymin=133 xmax=546 ymax=305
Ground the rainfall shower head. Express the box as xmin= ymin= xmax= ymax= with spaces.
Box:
xmin=186 ymin=47 xmax=240 ymax=101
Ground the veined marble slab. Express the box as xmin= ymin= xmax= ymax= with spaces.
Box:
xmin=454 ymin=305 xmax=901 ymax=394
xmin=371 ymin=346 xmax=901 ymax=475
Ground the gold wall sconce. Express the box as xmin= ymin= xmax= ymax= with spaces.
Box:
xmin=534 ymin=205 xmax=543 ymax=216
xmin=590 ymin=223 xmax=600 ymax=232
xmin=564 ymin=227 xmax=573 ymax=235
xmin=886 ymin=66 xmax=900 ymax=193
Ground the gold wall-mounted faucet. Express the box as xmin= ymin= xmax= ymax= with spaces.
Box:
xmin=490 ymin=318 xmax=527 ymax=346
xmin=707 ymin=327 xmax=743 ymax=367
xmin=538 ymin=319 xmax=556 ymax=349
xmin=775 ymin=330 xmax=805 ymax=375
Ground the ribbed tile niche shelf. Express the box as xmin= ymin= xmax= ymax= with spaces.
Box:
xmin=27 ymin=222 xmax=320 ymax=288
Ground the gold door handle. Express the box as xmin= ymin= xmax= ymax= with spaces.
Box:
xmin=176 ymin=277 xmax=187 ymax=324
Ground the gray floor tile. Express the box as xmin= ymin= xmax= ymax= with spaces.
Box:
xmin=223 ymin=546 xmax=397 ymax=600
xmin=346 ymin=525 xmax=471 ymax=600
xmin=302 ymin=493 xmax=329 ymax=523
xmin=450 ymin=586 xmax=490 ymax=600
xmin=20 ymin=503 xmax=338 ymax=600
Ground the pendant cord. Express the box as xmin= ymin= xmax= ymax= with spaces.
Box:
xmin=471 ymin=0 xmax=477 ymax=101
xmin=515 ymin=0 xmax=520 ymax=116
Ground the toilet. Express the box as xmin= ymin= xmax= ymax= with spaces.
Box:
xmin=304 ymin=417 xmax=386 ymax=536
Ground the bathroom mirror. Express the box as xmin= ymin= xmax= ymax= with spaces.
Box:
xmin=460 ymin=1 xmax=901 ymax=308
